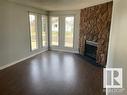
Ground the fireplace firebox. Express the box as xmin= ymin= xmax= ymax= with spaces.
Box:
xmin=84 ymin=40 xmax=98 ymax=60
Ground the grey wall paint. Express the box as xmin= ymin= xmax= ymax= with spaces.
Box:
xmin=107 ymin=0 xmax=127 ymax=94
xmin=0 ymin=1 xmax=48 ymax=67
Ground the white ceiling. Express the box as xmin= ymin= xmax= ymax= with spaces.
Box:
xmin=8 ymin=0 xmax=112 ymax=11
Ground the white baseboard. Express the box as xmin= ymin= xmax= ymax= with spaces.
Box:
xmin=0 ymin=49 xmax=48 ymax=70
xmin=50 ymin=48 xmax=79 ymax=54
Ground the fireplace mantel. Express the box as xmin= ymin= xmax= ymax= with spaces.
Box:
xmin=86 ymin=40 xmax=98 ymax=47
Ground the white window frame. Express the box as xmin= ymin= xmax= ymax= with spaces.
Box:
xmin=29 ymin=12 xmax=39 ymax=51
xmin=64 ymin=16 xmax=75 ymax=48
xmin=49 ymin=16 xmax=60 ymax=47
xmin=41 ymin=15 xmax=48 ymax=48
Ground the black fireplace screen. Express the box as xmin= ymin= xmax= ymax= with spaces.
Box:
xmin=84 ymin=41 xmax=97 ymax=60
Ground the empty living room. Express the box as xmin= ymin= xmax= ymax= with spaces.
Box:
xmin=0 ymin=0 xmax=127 ymax=95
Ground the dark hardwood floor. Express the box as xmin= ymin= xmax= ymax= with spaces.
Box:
xmin=0 ymin=51 xmax=104 ymax=95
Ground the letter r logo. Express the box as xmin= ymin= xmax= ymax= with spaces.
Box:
xmin=103 ymin=68 xmax=122 ymax=88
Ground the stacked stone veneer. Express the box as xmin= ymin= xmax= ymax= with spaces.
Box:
xmin=79 ymin=2 xmax=113 ymax=66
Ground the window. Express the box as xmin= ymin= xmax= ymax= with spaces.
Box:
xmin=64 ymin=16 xmax=74 ymax=48
xmin=29 ymin=13 xmax=38 ymax=50
xmin=51 ymin=17 xmax=59 ymax=46
xmin=42 ymin=15 xmax=48 ymax=47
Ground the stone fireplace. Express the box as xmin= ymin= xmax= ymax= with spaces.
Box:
xmin=79 ymin=2 xmax=113 ymax=66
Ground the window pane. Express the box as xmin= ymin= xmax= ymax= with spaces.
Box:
xmin=65 ymin=16 xmax=74 ymax=48
xmin=51 ymin=17 xmax=59 ymax=46
xmin=29 ymin=14 xmax=38 ymax=50
xmin=42 ymin=15 xmax=47 ymax=47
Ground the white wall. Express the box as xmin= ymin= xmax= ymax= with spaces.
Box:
xmin=49 ymin=11 xmax=80 ymax=53
xmin=107 ymin=0 xmax=127 ymax=94
xmin=0 ymin=0 xmax=48 ymax=68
